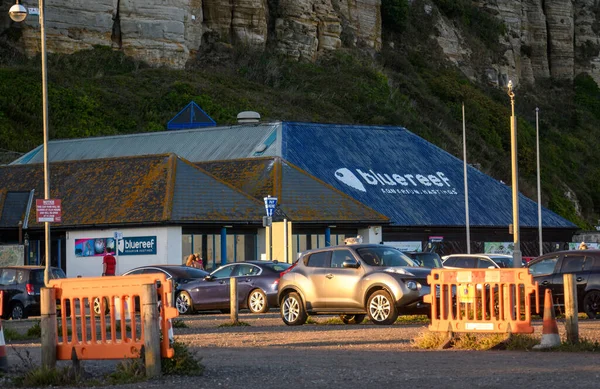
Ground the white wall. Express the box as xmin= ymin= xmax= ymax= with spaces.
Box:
xmin=66 ymin=226 xmax=182 ymax=278
xmin=358 ymin=226 xmax=383 ymax=244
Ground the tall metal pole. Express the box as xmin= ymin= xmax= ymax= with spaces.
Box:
xmin=462 ymin=103 xmax=471 ymax=254
xmin=40 ymin=0 xmax=52 ymax=286
xmin=536 ymin=108 xmax=543 ymax=256
xmin=508 ymin=81 xmax=522 ymax=268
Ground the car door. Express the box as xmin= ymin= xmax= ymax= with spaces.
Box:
xmin=549 ymin=253 xmax=590 ymax=310
xmin=232 ymin=264 xmax=260 ymax=306
xmin=302 ymin=251 xmax=332 ymax=309
xmin=324 ymin=249 xmax=364 ymax=309
xmin=528 ymin=254 xmax=560 ymax=310
xmin=193 ymin=264 xmax=235 ymax=309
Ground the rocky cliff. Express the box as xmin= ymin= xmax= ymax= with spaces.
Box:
xmin=1 ymin=0 xmax=599 ymax=86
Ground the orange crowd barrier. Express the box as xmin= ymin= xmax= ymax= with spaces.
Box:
xmin=424 ymin=268 xmax=539 ymax=334
xmin=48 ymin=274 xmax=178 ymax=360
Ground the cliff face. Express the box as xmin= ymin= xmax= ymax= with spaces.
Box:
xmin=1 ymin=0 xmax=599 ymax=86
xmin=0 ymin=0 xmax=381 ymax=67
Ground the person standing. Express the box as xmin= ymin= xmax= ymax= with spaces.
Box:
xmin=102 ymin=249 xmax=116 ymax=276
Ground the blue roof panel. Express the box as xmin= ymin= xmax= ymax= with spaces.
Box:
xmin=281 ymin=122 xmax=576 ymax=228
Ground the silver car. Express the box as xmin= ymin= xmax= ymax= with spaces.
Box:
xmin=277 ymin=244 xmax=431 ymax=325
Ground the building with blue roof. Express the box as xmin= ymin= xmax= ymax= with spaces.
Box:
xmin=1 ymin=119 xmax=578 ymax=276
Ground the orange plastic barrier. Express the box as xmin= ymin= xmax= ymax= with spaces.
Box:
xmin=423 ymin=268 xmax=539 ymax=334
xmin=48 ymin=274 xmax=178 ymax=360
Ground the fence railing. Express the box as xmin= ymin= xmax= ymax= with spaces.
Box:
xmin=47 ymin=273 xmax=178 ymax=361
xmin=424 ymin=268 xmax=539 ymax=334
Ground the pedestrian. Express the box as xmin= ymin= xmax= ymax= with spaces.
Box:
xmin=579 ymin=241 xmax=588 ymax=250
xmin=186 ymin=253 xmax=201 ymax=268
xmin=102 ymin=249 xmax=116 ymax=276
xmin=195 ymin=254 xmax=205 ymax=270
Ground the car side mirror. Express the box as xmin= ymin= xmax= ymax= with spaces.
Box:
xmin=342 ymin=260 xmax=360 ymax=269
xmin=204 ymin=275 xmax=214 ymax=281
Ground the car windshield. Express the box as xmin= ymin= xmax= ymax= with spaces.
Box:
xmin=356 ymin=247 xmax=417 ymax=267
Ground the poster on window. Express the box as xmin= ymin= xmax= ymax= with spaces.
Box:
xmin=484 ymin=242 xmax=514 ymax=254
xmin=75 ymin=238 xmax=116 ymax=257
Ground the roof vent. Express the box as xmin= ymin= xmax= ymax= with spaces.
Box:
xmin=237 ymin=111 xmax=261 ymax=124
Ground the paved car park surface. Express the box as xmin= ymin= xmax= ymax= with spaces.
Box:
xmin=3 ymin=312 xmax=600 ymax=388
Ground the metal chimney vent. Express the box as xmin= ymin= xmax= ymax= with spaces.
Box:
xmin=237 ymin=111 xmax=261 ymax=124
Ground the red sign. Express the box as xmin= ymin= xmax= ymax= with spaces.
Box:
xmin=36 ymin=199 xmax=62 ymax=223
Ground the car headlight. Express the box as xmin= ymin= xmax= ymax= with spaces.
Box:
xmin=406 ymin=281 xmax=421 ymax=291
xmin=384 ymin=268 xmax=414 ymax=276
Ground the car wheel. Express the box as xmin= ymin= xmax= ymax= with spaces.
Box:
xmin=583 ymin=290 xmax=600 ymax=319
xmin=175 ymin=291 xmax=194 ymax=315
xmin=367 ymin=290 xmax=398 ymax=325
xmin=281 ymin=292 xmax=307 ymax=326
xmin=248 ymin=289 xmax=269 ymax=314
xmin=11 ymin=302 xmax=26 ymax=320
xmin=340 ymin=314 xmax=366 ymax=324
xmin=93 ymin=297 xmax=109 ymax=316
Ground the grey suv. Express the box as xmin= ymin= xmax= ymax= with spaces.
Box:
xmin=277 ymin=244 xmax=431 ymax=325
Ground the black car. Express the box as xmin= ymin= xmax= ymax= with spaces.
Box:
xmin=527 ymin=249 xmax=600 ymax=318
xmin=403 ymin=252 xmax=443 ymax=268
xmin=0 ymin=266 xmax=66 ymax=320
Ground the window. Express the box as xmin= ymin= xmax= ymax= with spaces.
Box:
xmin=331 ymin=250 xmax=354 ymax=268
xmin=528 ymin=256 xmax=559 ymax=276
xmin=560 ymin=255 xmax=585 ymax=273
xmin=445 ymin=257 xmax=476 ymax=268
xmin=478 ymin=258 xmax=496 ymax=268
xmin=0 ymin=269 xmax=17 ymax=285
xmin=212 ymin=265 xmax=235 ymax=278
xmin=235 ymin=264 xmax=260 ymax=276
xmin=306 ymin=252 xmax=330 ymax=268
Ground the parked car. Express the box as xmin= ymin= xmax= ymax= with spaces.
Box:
xmin=0 ymin=266 xmax=66 ymax=320
xmin=526 ymin=249 xmax=600 ymax=319
xmin=120 ymin=264 xmax=209 ymax=315
xmin=403 ymin=252 xmax=443 ymax=268
xmin=277 ymin=244 xmax=431 ymax=326
xmin=193 ymin=261 xmax=292 ymax=314
xmin=442 ymin=254 xmax=525 ymax=269
xmin=123 ymin=261 xmax=291 ymax=315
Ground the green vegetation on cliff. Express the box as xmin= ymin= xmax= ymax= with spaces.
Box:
xmin=0 ymin=1 xmax=597 ymax=228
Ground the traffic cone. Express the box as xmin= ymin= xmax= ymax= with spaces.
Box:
xmin=533 ymin=289 xmax=561 ymax=349
xmin=0 ymin=319 xmax=8 ymax=372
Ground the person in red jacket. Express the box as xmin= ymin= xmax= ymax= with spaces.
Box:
xmin=102 ymin=249 xmax=116 ymax=276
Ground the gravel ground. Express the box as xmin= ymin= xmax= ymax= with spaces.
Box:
xmin=3 ymin=312 xmax=600 ymax=388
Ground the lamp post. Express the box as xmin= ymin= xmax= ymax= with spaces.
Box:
xmin=9 ymin=0 xmax=51 ymax=285
xmin=536 ymin=108 xmax=543 ymax=256
xmin=507 ymin=81 xmax=522 ymax=268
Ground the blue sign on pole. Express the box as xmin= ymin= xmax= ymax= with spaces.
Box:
xmin=264 ymin=196 xmax=278 ymax=217
xmin=117 ymin=236 xmax=157 ymax=256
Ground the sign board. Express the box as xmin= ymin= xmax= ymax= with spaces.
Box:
xmin=28 ymin=7 xmax=39 ymax=15
xmin=117 ymin=236 xmax=157 ymax=256
xmin=428 ymin=236 xmax=444 ymax=243
xmin=36 ymin=199 xmax=62 ymax=223
xmin=264 ymin=196 xmax=278 ymax=217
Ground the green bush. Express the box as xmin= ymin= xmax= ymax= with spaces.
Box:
xmin=381 ymin=0 xmax=409 ymax=32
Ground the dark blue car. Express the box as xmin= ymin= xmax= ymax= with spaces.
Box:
xmin=124 ymin=261 xmax=291 ymax=315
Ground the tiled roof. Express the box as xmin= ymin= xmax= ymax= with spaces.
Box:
xmin=0 ymin=154 xmax=268 ymax=228
xmin=198 ymin=157 xmax=389 ymax=224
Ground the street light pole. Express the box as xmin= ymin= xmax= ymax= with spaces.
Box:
xmin=507 ymin=81 xmax=522 ymax=268
xmin=536 ymin=108 xmax=543 ymax=256
xmin=9 ymin=0 xmax=51 ymax=286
